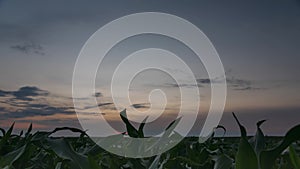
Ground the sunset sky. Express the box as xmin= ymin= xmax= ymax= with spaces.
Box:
xmin=0 ymin=0 xmax=300 ymax=136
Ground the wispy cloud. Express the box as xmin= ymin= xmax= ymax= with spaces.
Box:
xmin=226 ymin=77 xmax=264 ymax=91
xmin=197 ymin=76 xmax=265 ymax=91
xmin=164 ymin=83 xmax=203 ymax=88
xmin=163 ymin=76 xmax=265 ymax=91
xmin=0 ymin=107 xmax=73 ymax=119
xmin=10 ymin=42 xmax=45 ymax=55
xmin=83 ymin=102 xmax=113 ymax=110
xmin=131 ymin=103 xmax=150 ymax=109
xmin=233 ymin=86 xmax=265 ymax=91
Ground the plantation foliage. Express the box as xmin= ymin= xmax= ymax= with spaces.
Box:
xmin=0 ymin=111 xmax=299 ymax=169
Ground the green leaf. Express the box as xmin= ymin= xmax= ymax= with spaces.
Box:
xmin=50 ymin=127 xmax=87 ymax=136
xmin=0 ymin=144 xmax=26 ymax=168
xmin=232 ymin=113 xmax=246 ymax=138
xmin=31 ymin=131 xmax=51 ymax=141
xmin=0 ymin=123 xmax=15 ymax=153
xmin=138 ymin=116 xmax=148 ymax=138
xmin=163 ymin=117 xmax=182 ymax=138
xmin=88 ymin=155 xmax=102 ymax=169
xmin=260 ymin=124 xmax=300 ymax=169
xmin=0 ymin=127 xmax=5 ymax=136
xmin=46 ymin=138 xmax=90 ymax=169
xmin=236 ymin=138 xmax=258 ymax=169
xmin=18 ymin=130 xmax=23 ymax=137
xmin=120 ymin=109 xmax=139 ymax=138
xmin=55 ymin=162 xmax=62 ymax=169
xmin=205 ymin=125 xmax=227 ymax=142
xmin=173 ymin=156 xmax=204 ymax=167
xmin=213 ymin=154 xmax=233 ymax=169
xmin=289 ymin=145 xmax=300 ymax=169
xmin=148 ymin=155 xmax=161 ymax=169
xmin=232 ymin=112 xmax=258 ymax=169
xmin=145 ymin=117 xmax=182 ymax=152
xmin=253 ymin=120 xmax=266 ymax=155
xmin=25 ymin=123 xmax=32 ymax=137
xmin=6 ymin=122 xmax=15 ymax=137
xmin=216 ymin=125 xmax=227 ymax=137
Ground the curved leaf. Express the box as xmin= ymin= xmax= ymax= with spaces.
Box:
xmin=120 ymin=109 xmax=139 ymax=138
xmin=0 ymin=127 xmax=5 ymax=136
xmin=25 ymin=123 xmax=32 ymax=138
xmin=0 ymin=123 xmax=15 ymax=153
xmin=232 ymin=112 xmax=258 ymax=169
xmin=260 ymin=124 xmax=300 ymax=169
xmin=213 ymin=154 xmax=233 ymax=169
xmin=254 ymin=120 xmax=266 ymax=155
xmin=46 ymin=138 xmax=90 ymax=169
xmin=0 ymin=144 xmax=26 ymax=168
xmin=138 ymin=116 xmax=148 ymax=138
xmin=50 ymin=127 xmax=87 ymax=136
xmin=289 ymin=145 xmax=300 ymax=169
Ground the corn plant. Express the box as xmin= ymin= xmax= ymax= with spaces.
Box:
xmin=0 ymin=110 xmax=299 ymax=169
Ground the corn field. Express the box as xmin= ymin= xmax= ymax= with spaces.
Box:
xmin=0 ymin=111 xmax=299 ymax=169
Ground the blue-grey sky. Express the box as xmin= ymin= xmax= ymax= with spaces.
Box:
xmin=0 ymin=0 xmax=300 ymax=136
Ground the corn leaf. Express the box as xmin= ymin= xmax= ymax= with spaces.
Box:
xmin=233 ymin=112 xmax=258 ymax=169
xmin=289 ymin=145 xmax=300 ymax=169
xmin=260 ymin=124 xmax=300 ymax=169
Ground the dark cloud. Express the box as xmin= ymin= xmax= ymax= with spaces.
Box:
xmin=0 ymin=86 xmax=74 ymax=119
xmin=226 ymin=77 xmax=265 ymax=91
xmin=98 ymin=103 xmax=113 ymax=107
xmin=0 ymin=86 xmax=49 ymax=101
xmin=164 ymin=83 xmax=203 ymax=88
xmin=10 ymin=42 xmax=45 ymax=55
xmin=0 ymin=106 xmax=74 ymax=119
xmin=0 ymin=90 xmax=10 ymax=96
xmin=94 ymin=92 xmax=102 ymax=98
xmin=196 ymin=77 xmax=264 ymax=91
xmin=1 ymin=86 xmax=49 ymax=101
xmin=196 ymin=78 xmax=211 ymax=84
xmin=163 ymin=76 xmax=264 ymax=91
xmin=227 ymin=77 xmax=250 ymax=88
xmin=131 ymin=103 xmax=150 ymax=109
xmin=234 ymin=86 xmax=264 ymax=91
xmin=17 ymin=118 xmax=80 ymax=127
xmin=196 ymin=78 xmax=226 ymax=84
xmin=84 ymin=102 xmax=113 ymax=109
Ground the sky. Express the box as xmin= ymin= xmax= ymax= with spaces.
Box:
xmin=0 ymin=0 xmax=300 ymax=136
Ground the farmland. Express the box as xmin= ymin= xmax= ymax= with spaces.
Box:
xmin=0 ymin=112 xmax=300 ymax=169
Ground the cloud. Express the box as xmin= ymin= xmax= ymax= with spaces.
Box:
xmin=0 ymin=86 xmax=74 ymax=119
xmin=1 ymin=86 xmax=49 ymax=101
xmin=196 ymin=78 xmax=211 ymax=84
xmin=226 ymin=77 xmax=265 ymax=91
xmin=131 ymin=103 xmax=150 ymax=109
xmin=0 ymin=106 xmax=74 ymax=119
xmin=196 ymin=76 xmax=264 ymax=91
xmin=233 ymin=86 xmax=265 ymax=91
xmin=14 ymin=86 xmax=49 ymax=100
xmin=163 ymin=76 xmax=264 ymax=91
xmin=226 ymin=77 xmax=250 ymax=88
xmin=0 ymin=90 xmax=10 ymax=96
xmin=93 ymin=92 xmax=102 ymax=98
xmin=196 ymin=77 xmax=226 ymax=84
xmin=164 ymin=83 xmax=203 ymax=88
xmin=10 ymin=42 xmax=45 ymax=55
xmin=84 ymin=102 xmax=113 ymax=109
